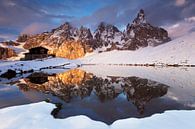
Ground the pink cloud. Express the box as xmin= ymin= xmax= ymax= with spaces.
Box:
xmin=21 ymin=22 xmax=53 ymax=35
xmin=175 ymin=0 xmax=186 ymax=6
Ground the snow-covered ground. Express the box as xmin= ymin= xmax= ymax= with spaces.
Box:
xmin=0 ymin=102 xmax=194 ymax=129
xmin=81 ymin=32 xmax=195 ymax=65
xmin=0 ymin=57 xmax=80 ymax=75
xmin=0 ymin=42 xmax=28 ymax=61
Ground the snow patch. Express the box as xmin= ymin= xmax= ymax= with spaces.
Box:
xmin=0 ymin=102 xmax=194 ymax=129
xmin=0 ymin=58 xmax=80 ymax=75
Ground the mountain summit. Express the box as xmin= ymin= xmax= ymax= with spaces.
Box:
xmin=123 ymin=9 xmax=171 ymax=50
xmin=21 ymin=9 xmax=171 ymax=59
xmin=132 ymin=9 xmax=146 ymax=25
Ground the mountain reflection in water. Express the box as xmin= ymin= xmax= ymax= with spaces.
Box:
xmin=15 ymin=69 xmax=175 ymax=124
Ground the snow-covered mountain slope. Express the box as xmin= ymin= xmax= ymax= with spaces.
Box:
xmin=6 ymin=43 xmax=27 ymax=61
xmin=19 ymin=9 xmax=170 ymax=60
xmin=0 ymin=41 xmax=27 ymax=60
xmin=81 ymin=32 xmax=195 ymax=65
xmin=123 ymin=9 xmax=170 ymax=50
xmin=93 ymin=22 xmax=124 ymax=49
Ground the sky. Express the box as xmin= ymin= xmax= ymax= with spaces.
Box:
xmin=0 ymin=0 xmax=195 ymax=41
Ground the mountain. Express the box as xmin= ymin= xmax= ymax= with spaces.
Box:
xmin=23 ymin=23 xmax=94 ymax=59
xmin=20 ymin=9 xmax=171 ymax=59
xmin=81 ymin=32 xmax=195 ymax=65
xmin=0 ymin=46 xmax=16 ymax=59
xmin=0 ymin=41 xmax=20 ymax=59
xmin=123 ymin=9 xmax=171 ymax=50
xmin=0 ymin=40 xmax=27 ymax=60
xmin=93 ymin=22 xmax=124 ymax=51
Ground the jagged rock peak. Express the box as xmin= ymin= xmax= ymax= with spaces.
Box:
xmin=94 ymin=22 xmax=123 ymax=47
xmin=22 ymin=9 xmax=171 ymax=59
xmin=78 ymin=26 xmax=93 ymax=41
xmin=49 ymin=22 xmax=78 ymax=41
xmin=123 ymin=9 xmax=171 ymax=50
xmin=132 ymin=9 xmax=146 ymax=26
xmin=52 ymin=22 xmax=73 ymax=32
xmin=96 ymin=22 xmax=120 ymax=33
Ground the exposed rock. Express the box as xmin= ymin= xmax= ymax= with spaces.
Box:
xmin=1 ymin=41 xmax=20 ymax=46
xmin=23 ymin=23 xmax=93 ymax=59
xmin=93 ymin=22 xmax=124 ymax=49
xmin=17 ymin=34 xmax=29 ymax=42
xmin=27 ymin=72 xmax=49 ymax=84
xmin=0 ymin=46 xmax=16 ymax=59
xmin=23 ymin=32 xmax=50 ymax=49
xmin=48 ymin=41 xmax=86 ymax=59
xmin=0 ymin=69 xmax=16 ymax=79
xmin=123 ymin=9 xmax=171 ymax=50
xmin=22 ymin=9 xmax=171 ymax=59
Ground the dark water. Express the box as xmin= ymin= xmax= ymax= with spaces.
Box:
xmin=0 ymin=67 xmax=195 ymax=124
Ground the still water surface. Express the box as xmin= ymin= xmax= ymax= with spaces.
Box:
xmin=0 ymin=66 xmax=195 ymax=124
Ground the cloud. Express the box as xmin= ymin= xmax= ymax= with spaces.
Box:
xmin=71 ymin=0 xmax=147 ymax=30
xmin=0 ymin=0 xmax=195 ymax=39
xmin=184 ymin=16 xmax=195 ymax=22
xmin=21 ymin=23 xmax=54 ymax=35
xmin=165 ymin=16 xmax=195 ymax=38
xmin=175 ymin=0 xmax=186 ymax=6
xmin=71 ymin=5 xmax=120 ymax=30
xmin=72 ymin=0 xmax=195 ymax=31
xmin=0 ymin=0 xmax=74 ymax=28
xmin=0 ymin=34 xmax=17 ymax=41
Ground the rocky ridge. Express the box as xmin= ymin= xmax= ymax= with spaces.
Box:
xmin=20 ymin=9 xmax=171 ymax=59
xmin=0 ymin=46 xmax=16 ymax=59
xmin=0 ymin=41 xmax=19 ymax=59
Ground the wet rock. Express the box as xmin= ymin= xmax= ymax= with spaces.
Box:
xmin=18 ymin=83 xmax=29 ymax=91
xmin=51 ymin=103 xmax=62 ymax=118
xmin=0 ymin=69 xmax=16 ymax=79
xmin=27 ymin=72 xmax=49 ymax=84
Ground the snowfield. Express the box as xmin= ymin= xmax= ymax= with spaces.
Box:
xmin=81 ymin=32 xmax=195 ymax=65
xmin=0 ymin=58 xmax=80 ymax=75
xmin=0 ymin=102 xmax=194 ymax=129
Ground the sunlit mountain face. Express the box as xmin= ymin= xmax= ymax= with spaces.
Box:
xmin=1 ymin=67 xmax=195 ymax=125
xmin=1 ymin=0 xmax=195 ymax=60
